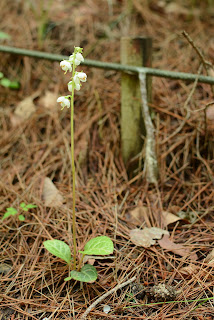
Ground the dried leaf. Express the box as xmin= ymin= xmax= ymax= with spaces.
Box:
xmin=162 ymin=211 xmax=182 ymax=226
xmin=158 ymin=234 xmax=197 ymax=260
xmin=130 ymin=227 xmax=169 ymax=248
xmin=42 ymin=177 xmax=63 ymax=207
xmin=127 ymin=206 xmax=150 ymax=226
xmin=14 ymin=96 xmax=36 ymax=120
xmin=179 ymin=264 xmax=199 ymax=277
xmin=38 ymin=91 xmax=58 ymax=110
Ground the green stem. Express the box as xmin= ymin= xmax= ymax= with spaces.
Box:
xmin=78 ymin=254 xmax=85 ymax=271
xmin=71 ymin=56 xmax=77 ymax=270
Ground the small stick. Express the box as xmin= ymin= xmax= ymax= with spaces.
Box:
xmin=182 ymin=31 xmax=212 ymax=70
xmin=79 ymin=276 xmax=136 ymax=319
xmin=139 ymin=72 xmax=158 ymax=184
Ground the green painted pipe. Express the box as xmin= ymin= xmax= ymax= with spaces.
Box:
xmin=1 ymin=45 xmax=214 ymax=84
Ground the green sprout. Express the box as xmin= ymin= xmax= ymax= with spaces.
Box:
xmin=0 ymin=72 xmax=20 ymax=90
xmin=2 ymin=202 xmax=37 ymax=221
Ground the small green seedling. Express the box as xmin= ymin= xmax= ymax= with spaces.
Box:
xmin=44 ymin=236 xmax=114 ymax=283
xmin=2 ymin=202 xmax=37 ymax=221
xmin=0 ymin=72 xmax=20 ymax=90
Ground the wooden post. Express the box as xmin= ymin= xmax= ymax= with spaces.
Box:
xmin=121 ymin=37 xmax=152 ymax=173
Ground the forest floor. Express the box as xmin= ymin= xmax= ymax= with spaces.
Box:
xmin=0 ymin=0 xmax=214 ymax=319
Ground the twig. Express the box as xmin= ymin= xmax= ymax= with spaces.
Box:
xmin=182 ymin=31 xmax=213 ymax=70
xmin=79 ymin=276 xmax=136 ymax=319
xmin=182 ymin=30 xmax=214 ymax=95
xmin=161 ymin=64 xmax=202 ymax=145
xmin=139 ymin=72 xmax=158 ymax=184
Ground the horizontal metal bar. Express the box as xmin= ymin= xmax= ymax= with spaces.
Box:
xmin=1 ymin=45 xmax=214 ymax=84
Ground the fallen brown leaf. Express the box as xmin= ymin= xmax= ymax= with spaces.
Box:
xmin=179 ymin=264 xmax=199 ymax=277
xmin=14 ymin=96 xmax=36 ymax=120
xmin=38 ymin=91 xmax=58 ymax=110
xmin=130 ymin=227 xmax=169 ymax=248
xmin=158 ymin=234 xmax=197 ymax=260
xmin=42 ymin=177 xmax=63 ymax=207
xmin=162 ymin=211 xmax=182 ymax=226
xmin=127 ymin=206 xmax=151 ymax=226
xmin=14 ymin=91 xmax=40 ymax=120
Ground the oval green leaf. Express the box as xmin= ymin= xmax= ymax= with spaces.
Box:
xmin=79 ymin=236 xmax=114 ymax=256
xmin=9 ymin=81 xmax=20 ymax=89
xmin=43 ymin=240 xmax=71 ymax=265
xmin=66 ymin=264 xmax=97 ymax=283
xmin=26 ymin=204 xmax=37 ymax=209
xmin=18 ymin=214 xmax=25 ymax=221
xmin=2 ymin=207 xmax=18 ymax=220
xmin=0 ymin=78 xmax=11 ymax=88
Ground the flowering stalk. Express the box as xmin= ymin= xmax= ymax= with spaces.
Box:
xmin=70 ymin=53 xmax=77 ymax=270
xmin=57 ymin=47 xmax=86 ymax=270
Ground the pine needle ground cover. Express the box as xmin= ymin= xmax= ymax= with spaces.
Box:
xmin=0 ymin=1 xmax=213 ymax=319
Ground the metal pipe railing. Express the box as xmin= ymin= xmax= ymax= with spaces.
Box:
xmin=1 ymin=45 xmax=214 ymax=84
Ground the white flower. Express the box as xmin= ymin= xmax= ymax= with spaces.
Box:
xmin=57 ymin=96 xmax=70 ymax=109
xmin=73 ymin=74 xmax=80 ymax=86
xmin=60 ymin=60 xmax=72 ymax=73
xmin=76 ymin=72 xmax=87 ymax=82
xmin=76 ymin=52 xmax=84 ymax=63
xmin=75 ymin=83 xmax=81 ymax=91
xmin=69 ymin=53 xmax=84 ymax=66
xmin=68 ymin=80 xmax=80 ymax=92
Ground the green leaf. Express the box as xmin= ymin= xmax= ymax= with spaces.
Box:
xmin=9 ymin=81 xmax=20 ymax=89
xmin=43 ymin=240 xmax=72 ymax=265
xmin=0 ymin=72 xmax=4 ymax=79
xmin=79 ymin=236 xmax=114 ymax=256
xmin=0 ymin=31 xmax=11 ymax=40
xmin=66 ymin=264 xmax=98 ymax=283
xmin=22 ymin=208 xmax=29 ymax=212
xmin=20 ymin=202 xmax=28 ymax=211
xmin=18 ymin=215 xmax=25 ymax=221
xmin=20 ymin=203 xmax=37 ymax=211
xmin=20 ymin=202 xmax=26 ymax=208
xmin=0 ymin=78 xmax=11 ymax=88
xmin=2 ymin=207 xmax=18 ymax=220
xmin=25 ymin=204 xmax=37 ymax=209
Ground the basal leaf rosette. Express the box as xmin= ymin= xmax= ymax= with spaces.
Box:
xmin=43 ymin=240 xmax=72 ymax=265
xmin=65 ymin=264 xmax=97 ymax=283
xmin=79 ymin=236 xmax=114 ymax=256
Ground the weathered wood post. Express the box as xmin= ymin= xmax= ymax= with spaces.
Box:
xmin=121 ymin=37 xmax=152 ymax=174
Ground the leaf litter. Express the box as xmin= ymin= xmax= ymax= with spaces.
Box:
xmin=0 ymin=0 xmax=214 ymax=319
xmin=130 ymin=227 xmax=169 ymax=247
